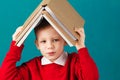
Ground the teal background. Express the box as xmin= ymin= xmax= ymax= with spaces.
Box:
xmin=0 ymin=0 xmax=120 ymax=80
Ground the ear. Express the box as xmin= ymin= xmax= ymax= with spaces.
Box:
xmin=35 ymin=40 xmax=40 ymax=50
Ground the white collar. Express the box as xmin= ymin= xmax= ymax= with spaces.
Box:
xmin=41 ymin=52 xmax=68 ymax=66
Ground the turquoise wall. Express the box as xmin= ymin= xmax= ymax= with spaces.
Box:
xmin=0 ymin=0 xmax=120 ymax=80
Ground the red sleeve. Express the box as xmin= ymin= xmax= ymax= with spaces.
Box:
xmin=0 ymin=41 xmax=30 ymax=80
xmin=75 ymin=48 xmax=99 ymax=80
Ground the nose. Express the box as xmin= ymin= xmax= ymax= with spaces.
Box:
xmin=47 ymin=41 xmax=54 ymax=49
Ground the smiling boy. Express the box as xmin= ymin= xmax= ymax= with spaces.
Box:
xmin=1 ymin=18 xmax=99 ymax=80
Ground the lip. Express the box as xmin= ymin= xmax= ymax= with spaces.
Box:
xmin=47 ymin=52 xmax=55 ymax=56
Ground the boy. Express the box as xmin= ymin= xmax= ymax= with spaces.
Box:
xmin=0 ymin=18 xmax=99 ymax=80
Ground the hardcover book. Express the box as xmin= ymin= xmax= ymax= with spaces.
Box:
xmin=15 ymin=0 xmax=85 ymax=47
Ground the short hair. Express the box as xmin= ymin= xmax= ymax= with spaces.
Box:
xmin=34 ymin=18 xmax=51 ymax=39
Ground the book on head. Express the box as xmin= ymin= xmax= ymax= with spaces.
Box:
xmin=15 ymin=0 xmax=85 ymax=47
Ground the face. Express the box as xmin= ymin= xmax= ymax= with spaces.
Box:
xmin=35 ymin=26 xmax=66 ymax=62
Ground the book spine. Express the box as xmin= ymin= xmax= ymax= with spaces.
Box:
xmin=43 ymin=14 xmax=73 ymax=47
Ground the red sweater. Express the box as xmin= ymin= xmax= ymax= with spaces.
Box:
xmin=0 ymin=41 xmax=99 ymax=80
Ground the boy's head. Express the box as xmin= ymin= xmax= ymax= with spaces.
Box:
xmin=34 ymin=18 xmax=66 ymax=62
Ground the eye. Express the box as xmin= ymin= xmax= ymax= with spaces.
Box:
xmin=40 ymin=40 xmax=46 ymax=43
xmin=53 ymin=39 xmax=59 ymax=42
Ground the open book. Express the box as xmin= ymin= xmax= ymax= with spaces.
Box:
xmin=15 ymin=0 xmax=85 ymax=47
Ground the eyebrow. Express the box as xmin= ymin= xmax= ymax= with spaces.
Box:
xmin=52 ymin=35 xmax=61 ymax=38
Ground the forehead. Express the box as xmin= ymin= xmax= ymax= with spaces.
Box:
xmin=37 ymin=26 xmax=61 ymax=38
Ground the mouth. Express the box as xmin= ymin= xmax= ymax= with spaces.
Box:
xmin=47 ymin=52 xmax=56 ymax=56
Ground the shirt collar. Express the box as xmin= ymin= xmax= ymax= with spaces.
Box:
xmin=41 ymin=52 xmax=68 ymax=66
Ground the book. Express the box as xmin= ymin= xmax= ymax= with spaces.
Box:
xmin=15 ymin=0 xmax=85 ymax=47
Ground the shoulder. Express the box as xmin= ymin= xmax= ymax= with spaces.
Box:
xmin=67 ymin=52 xmax=79 ymax=63
xmin=26 ymin=56 xmax=42 ymax=64
xmin=69 ymin=47 xmax=89 ymax=57
xmin=68 ymin=52 xmax=78 ymax=58
xmin=20 ymin=56 xmax=42 ymax=68
xmin=67 ymin=47 xmax=89 ymax=61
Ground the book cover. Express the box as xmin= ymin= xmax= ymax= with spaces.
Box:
xmin=15 ymin=0 xmax=85 ymax=47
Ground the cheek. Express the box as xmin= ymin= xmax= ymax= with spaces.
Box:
xmin=56 ymin=42 xmax=64 ymax=50
xmin=39 ymin=45 xmax=46 ymax=53
xmin=39 ymin=45 xmax=45 ymax=51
